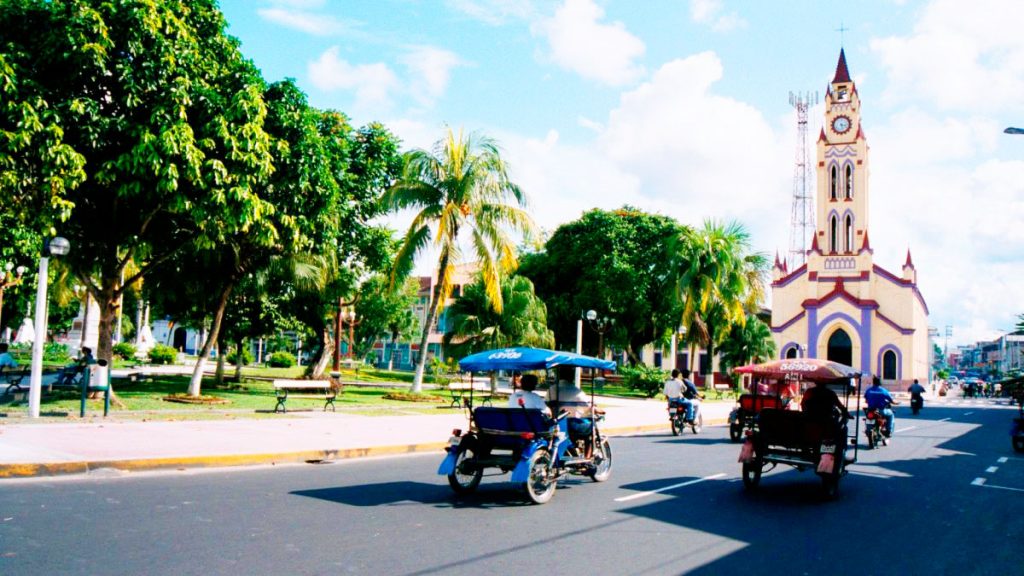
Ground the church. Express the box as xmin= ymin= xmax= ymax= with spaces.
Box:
xmin=770 ymin=49 xmax=930 ymax=389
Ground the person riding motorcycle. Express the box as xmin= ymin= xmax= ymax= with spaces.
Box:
xmin=908 ymin=378 xmax=926 ymax=413
xmin=864 ymin=376 xmax=898 ymax=437
xmin=664 ymin=368 xmax=685 ymax=410
xmin=678 ymin=369 xmax=701 ymax=423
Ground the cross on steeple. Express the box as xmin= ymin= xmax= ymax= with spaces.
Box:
xmin=836 ymin=22 xmax=849 ymax=47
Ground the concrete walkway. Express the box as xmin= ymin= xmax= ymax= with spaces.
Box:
xmin=0 ymin=394 xmax=734 ymax=479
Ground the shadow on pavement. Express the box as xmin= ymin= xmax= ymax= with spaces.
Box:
xmin=292 ymin=479 xmax=592 ymax=509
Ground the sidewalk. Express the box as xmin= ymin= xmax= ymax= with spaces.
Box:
xmin=0 ymin=395 xmax=734 ymax=479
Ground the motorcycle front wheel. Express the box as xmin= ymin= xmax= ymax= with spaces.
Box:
xmin=524 ymin=449 xmax=557 ymax=504
xmin=589 ymin=438 xmax=612 ymax=482
xmin=691 ymin=412 xmax=703 ymax=434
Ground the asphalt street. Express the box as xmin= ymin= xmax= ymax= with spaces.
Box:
xmin=1 ymin=400 xmax=1021 ymax=575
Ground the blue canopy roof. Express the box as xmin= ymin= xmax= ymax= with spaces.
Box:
xmin=458 ymin=347 xmax=617 ymax=372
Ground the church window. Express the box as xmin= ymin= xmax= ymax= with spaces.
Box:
xmin=829 ymin=216 xmax=838 ymax=253
xmin=845 ymin=165 xmax=854 ymax=199
xmin=882 ymin=350 xmax=897 ymax=380
xmin=845 ymin=215 xmax=854 ymax=253
xmin=830 ymin=166 xmax=838 ymax=200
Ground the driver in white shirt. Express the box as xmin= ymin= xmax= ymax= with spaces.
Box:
xmin=508 ymin=374 xmax=550 ymax=415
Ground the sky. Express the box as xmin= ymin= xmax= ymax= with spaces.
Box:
xmin=217 ymin=0 xmax=1024 ymax=348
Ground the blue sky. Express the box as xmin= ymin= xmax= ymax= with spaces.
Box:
xmin=218 ymin=0 xmax=1024 ymax=348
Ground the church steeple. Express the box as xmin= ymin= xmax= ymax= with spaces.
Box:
xmin=833 ymin=48 xmax=851 ymax=83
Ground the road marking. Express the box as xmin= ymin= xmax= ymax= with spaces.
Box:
xmin=998 ymin=457 xmax=1008 ymax=463
xmin=971 ymin=477 xmax=986 ymax=486
xmin=896 ymin=426 xmax=917 ymax=433
xmin=938 ymin=418 xmax=950 ymax=422
xmin=614 ymin=473 xmax=727 ymax=502
xmin=975 ymin=483 xmax=1024 ymax=493
xmin=964 ymin=412 xmax=974 ymax=416
xmin=986 ymin=466 xmax=999 ymax=473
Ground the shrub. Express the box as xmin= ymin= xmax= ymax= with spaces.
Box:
xmin=619 ymin=364 xmax=668 ymax=398
xmin=149 ymin=344 xmax=177 ymax=365
xmin=227 ymin=346 xmax=253 ymax=367
xmin=43 ymin=342 xmax=71 ymax=363
xmin=267 ymin=351 xmax=295 ymax=368
xmin=112 ymin=342 xmax=137 ymax=360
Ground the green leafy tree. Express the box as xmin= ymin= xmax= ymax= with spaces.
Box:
xmin=0 ymin=0 xmax=275 ymax=371
xmin=718 ymin=314 xmax=776 ymax=388
xmin=519 ymin=207 xmax=686 ymax=363
xmin=383 ymin=128 xmax=535 ymax=392
xmin=672 ymin=220 xmax=768 ymax=388
xmin=443 ymin=273 xmax=554 ymax=364
xmin=353 ymin=274 xmax=421 ymax=368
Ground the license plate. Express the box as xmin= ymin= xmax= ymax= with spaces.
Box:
xmin=820 ymin=443 xmax=835 ymax=453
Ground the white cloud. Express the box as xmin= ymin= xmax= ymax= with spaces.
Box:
xmin=689 ymin=0 xmax=747 ymax=33
xmin=870 ymin=0 xmax=1024 ymax=112
xmin=401 ymin=46 xmax=465 ymax=106
xmin=532 ymin=0 xmax=646 ymax=86
xmin=308 ymin=47 xmax=399 ymax=112
xmin=446 ymin=0 xmax=535 ymax=25
xmin=257 ymin=1 xmax=350 ymax=36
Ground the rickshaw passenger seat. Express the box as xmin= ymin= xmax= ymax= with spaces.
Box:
xmin=473 ymin=407 xmax=555 ymax=447
xmin=758 ymin=408 xmax=844 ymax=448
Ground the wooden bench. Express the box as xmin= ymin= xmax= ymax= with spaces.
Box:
xmin=272 ymin=379 xmax=339 ymax=413
xmin=447 ymin=382 xmax=493 ymax=408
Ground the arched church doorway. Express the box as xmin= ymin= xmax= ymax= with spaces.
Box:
xmin=785 ymin=347 xmax=798 ymax=359
xmin=882 ymin=350 xmax=897 ymax=380
xmin=827 ymin=328 xmax=853 ymax=367
xmin=173 ymin=327 xmax=187 ymax=351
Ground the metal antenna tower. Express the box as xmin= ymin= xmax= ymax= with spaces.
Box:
xmin=788 ymin=91 xmax=818 ymax=268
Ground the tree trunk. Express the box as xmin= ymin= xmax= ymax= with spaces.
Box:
xmin=215 ymin=343 xmax=225 ymax=385
xmin=188 ymin=284 xmax=234 ymax=397
xmin=234 ymin=338 xmax=244 ymax=381
xmin=309 ymin=326 xmax=332 ymax=379
xmin=387 ymin=330 xmax=399 ymax=371
xmin=490 ymin=371 xmax=498 ymax=393
xmin=90 ymin=276 xmax=126 ymax=407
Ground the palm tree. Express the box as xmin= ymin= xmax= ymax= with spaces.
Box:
xmin=444 ymin=274 xmax=554 ymax=390
xmin=383 ymin=128 xmax=535 ymax=392
xmin=673 ymin=220 xmax=768 ymax=389
xmin=718 ymin=314 xmax=776 ymax=389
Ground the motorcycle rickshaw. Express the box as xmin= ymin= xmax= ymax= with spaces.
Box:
xmin=733 ymin=358 xmax=863 ymax=499
xmin=1000 ymin=376 xmax=1024 ymax=453
xmin=727 ymin=379 xmax=795 ymax=442
xmin=437 ymin=347 xmax=616 ymax=504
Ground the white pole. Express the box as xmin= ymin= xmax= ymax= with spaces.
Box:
xmin=28 ymin=256 xmax=50 ymax=418
xmin=575 ymin=319 xmax=583 ymax=386
xmin=670 ymin=332 xmax=678 ymax=371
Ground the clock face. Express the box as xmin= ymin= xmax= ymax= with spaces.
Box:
xmin=832 ymin=116 xmax=851 ymax=134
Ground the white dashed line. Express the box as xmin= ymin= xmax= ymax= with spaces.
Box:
xmin=980 ymin=484 xmax=1024 ymax=493
xmin=986 ymin=466 xmax=999 ymax=474
xmin=998 ymin=457 xmax=1008 ymax=464
xmin=614 ymin=473 xmax=727 ymax=502
xmin=938 ymin=418 xmax=950 ymax=422
xmin=971 ymin=477 xmax=987 ymax=486
xmin=964 ymin=412 xmax=974 ymax=416
xmin=896 ymin=426 xmax=917 ymax=433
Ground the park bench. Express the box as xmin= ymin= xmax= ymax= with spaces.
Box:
xmin=1 ymin=366 xmax=28 ymax=396
xmin=447 ymin=381 xmax=493 ymax=408
xmin=272 ymin=379 xmax=339 ymax=413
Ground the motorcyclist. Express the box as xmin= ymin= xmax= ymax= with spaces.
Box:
xmin=680 ymin=369 xmax=701 ymax=423
xmin=864 ymin=376 xmax=898 ymax=436
xmin=908 ymin=378 xmax=926 ymax=410
xmin=663 ymin=369 xmax=685 ymax=412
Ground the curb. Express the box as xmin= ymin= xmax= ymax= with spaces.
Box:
xmin=0 ymin=419 xmax=730 ymax=479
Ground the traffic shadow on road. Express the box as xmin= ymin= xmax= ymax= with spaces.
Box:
xmin=293 ymin=479 xmax=583 ymax=509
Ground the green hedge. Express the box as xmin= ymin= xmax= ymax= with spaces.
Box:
xmin=619 ymin=364 xmax=668 ymax=398
xmin=149 ymin=344 xmax=177 ymax=365
xmin=267 ymin=351 xmax=295 ymax=368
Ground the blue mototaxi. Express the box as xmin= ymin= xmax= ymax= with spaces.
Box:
xmin=437 ymin=347 xmax=616 ymax=504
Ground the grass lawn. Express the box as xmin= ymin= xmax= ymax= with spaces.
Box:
xmin=0 ymin=373 xmax=456 ymax=420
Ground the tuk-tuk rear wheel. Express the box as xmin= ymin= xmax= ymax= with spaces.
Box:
xmin=822 ymin=474 xmax=840 ymax=499
xmin=524 ymin=450 xmax=557 ymax=504
xmin=729 ymin=423 xmax=743 ymax=442
xmin=742 ymin=459 xmax=762 ymax=490
xmin=1013 ymin=435 xmax=1024 ymax=453
xmin=447 ymin=447 xmax=483 ymax=494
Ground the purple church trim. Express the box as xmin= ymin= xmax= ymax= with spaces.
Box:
xmin=772 ymin=310 xmax=806 ymax=333
xmin=779 ymin=341 xmax=802 ymax=359
xmin=773 ymin=264 xmax=807 ymax=288
xmin=807 ymin=309 xmax=872 ymax=372
xmin=876 ymin=311 xmax=915 ymax=335
xmin=872 ymin=264 xmax=931 ymax=315
xmin=876 ymin=344 xmax=902 ymax=381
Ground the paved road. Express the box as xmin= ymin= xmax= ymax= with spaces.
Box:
xmin=2 ymin=401 xmax=1021 ymax=575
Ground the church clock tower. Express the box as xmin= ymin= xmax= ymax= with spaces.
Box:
xmin=817 ymin=48 xmax=870 ymax=259
xmin=770 ymin=48 xmax=929 ymax=389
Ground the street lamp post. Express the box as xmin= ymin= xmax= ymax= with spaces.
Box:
xmin=584 ymin=309 xmax=614 ymax=359
xmin=0 ymin=261 xmax=28 ymax=340
xmin=28 ymin=237 xmax=70 ymax=418
xmin=341 ymin=307 xmax=361 ymax=361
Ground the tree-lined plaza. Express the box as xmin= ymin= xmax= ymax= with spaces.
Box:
xmin=1 ymin=0 xmax=776 ymax=409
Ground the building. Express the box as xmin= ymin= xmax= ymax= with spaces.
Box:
xmin=770 ymin=49 xmax=930 ymax=389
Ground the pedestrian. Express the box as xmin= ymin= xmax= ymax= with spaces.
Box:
xmin=0 ymin=343 xmax=18 ymax=369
